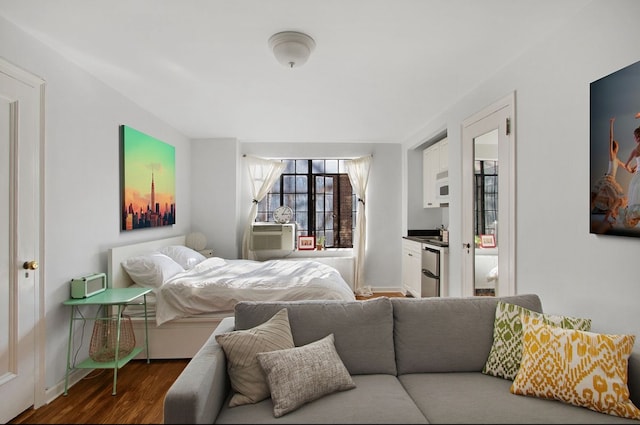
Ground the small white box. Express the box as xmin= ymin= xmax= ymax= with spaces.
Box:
xmin=70 ymin=272 xmax=107 ymax=299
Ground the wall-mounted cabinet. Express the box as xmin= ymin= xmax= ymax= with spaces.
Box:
xmin=423 ymin=137 xmax=449 ymax=208
xmin=438 ymin=137 xmax=448 ymax=171
xmin=422 ymin=144 xmax=438 ymax=208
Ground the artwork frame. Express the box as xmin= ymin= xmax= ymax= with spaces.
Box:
xmin=298 ymin=235 xmax=315 ymax=250
xmin=590 ymin=59 xmax=640 ymax=237
xmin=120 ymin=125 xmax=176 ymax=231
xmin=479 ymin=234 xmax=496 ymax=248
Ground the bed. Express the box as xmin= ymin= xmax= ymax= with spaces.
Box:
xmin=474 ymin=248 xmax=498 ymax=294
xmin=107 ymin=235 xmax=356 ymax=359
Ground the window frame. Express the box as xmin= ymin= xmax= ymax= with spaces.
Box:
xmin=474 ymin=159 xmax=498 ymax=238
xmin=256 ymin=159 xmax=355 ymax=249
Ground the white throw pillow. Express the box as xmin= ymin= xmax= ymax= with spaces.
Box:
xmin=159 ymin=245 xmax=207 ymax=270
xmin=215 ymin=308 xmax=294 ymax=407
xmin=121 ymin=252 xmax=184 ymax=288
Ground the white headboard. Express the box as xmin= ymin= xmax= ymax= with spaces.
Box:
xmin=108 ymin=235 xmax=186 ymax=289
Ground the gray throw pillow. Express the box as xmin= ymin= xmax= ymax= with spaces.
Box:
xmin=257 ymin=333 xmax=356 ymax=418
xmin=215 ymin=308 xmax=294 ymax=407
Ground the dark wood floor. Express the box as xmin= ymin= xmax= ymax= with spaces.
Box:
xmin=356 ymin=291 xmax=406 ymax=300
xmin=9 ymin=359 xmax=188 ymax=424
xmin=10 ymin=292 xmax=407 ymax=424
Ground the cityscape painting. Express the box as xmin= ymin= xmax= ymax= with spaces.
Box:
xmin=590 ymin=59 xmax=640 ymax=237
xmin=120 ymin=125 xmax=176 ymax=231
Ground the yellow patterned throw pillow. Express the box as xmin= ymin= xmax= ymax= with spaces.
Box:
xmin=511 ymin=315 xmax=640 ymax=420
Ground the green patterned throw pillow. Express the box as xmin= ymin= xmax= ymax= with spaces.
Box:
xmin=482 ymin=301 xmax=591 ymax=380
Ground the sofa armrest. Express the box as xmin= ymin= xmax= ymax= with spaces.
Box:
xmin=629 ymin=349 xmax=640 ymax=408
xmin=163 ymin=317 xmax=235 ymax=424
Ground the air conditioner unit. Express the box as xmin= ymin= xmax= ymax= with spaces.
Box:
xmin=250 ymin=222 xmax=295 ymax=251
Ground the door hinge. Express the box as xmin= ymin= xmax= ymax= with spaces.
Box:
xmin=506 ymin=117 xmax=511 ymax=135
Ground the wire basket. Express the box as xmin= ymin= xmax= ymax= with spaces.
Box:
xmin=89 ymin=314 xmax=136 ymax=362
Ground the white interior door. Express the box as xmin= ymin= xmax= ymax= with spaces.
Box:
xmin=461 ymin=92 xmax=516 ymax=297
xmin=0 ymin=59 xmax=45 ymax=423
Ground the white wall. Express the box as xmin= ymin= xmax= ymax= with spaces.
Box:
xmin=190 ymin=138 xmax=241 ymax=258
xmin=0 ymin=16 xmax=193 ymax=396
xmin=405 ymin=0 xmax=640 ymax=335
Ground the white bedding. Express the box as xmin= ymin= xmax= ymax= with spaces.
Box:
xmin=153 ymin=257 xmax=356 ymax=325
xmin=487 ymin=265 xmax=499 ymax=283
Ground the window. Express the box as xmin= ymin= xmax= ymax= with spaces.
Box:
xmin=256 ymin=159 xmax=355 ymax=248
xmin=474 ymin=159 xmax=498 ymax=238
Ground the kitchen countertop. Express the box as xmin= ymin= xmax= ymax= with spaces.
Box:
xmin=403 ymin=235 xmax=449 ymax=248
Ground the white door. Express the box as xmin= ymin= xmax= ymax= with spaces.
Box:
xmin=0 ymin=59 xmax=45 ymax=423
xmin=461 ymin=92 xmax=515 ymax=297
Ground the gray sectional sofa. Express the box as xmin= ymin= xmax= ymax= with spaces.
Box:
xmin=163 ymin=294 xmax=640 ymax=424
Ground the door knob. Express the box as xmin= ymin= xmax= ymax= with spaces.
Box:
xmin=23 ymin=260 xmax=38 ymax=270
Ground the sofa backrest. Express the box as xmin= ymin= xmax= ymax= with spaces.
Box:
xmin=392 ymin=294 xmax=542 ymax=375
xmin=234 ymin=297 xmax=397 ymax=375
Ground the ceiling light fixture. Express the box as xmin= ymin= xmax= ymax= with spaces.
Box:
xmin=268 ymin=31 xmax=316 ymax=69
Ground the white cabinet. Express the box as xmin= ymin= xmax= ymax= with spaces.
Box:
xmin=438 ymin=137 xmax=448 ymax=172
xmin=422 ymin=145 xmax=438 ymax=208
xmin=402 ymin=238 xmax=422 ymax=298
xmin=423 ymin=137 xmax=448 ymax=208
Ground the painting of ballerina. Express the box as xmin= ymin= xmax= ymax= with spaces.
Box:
xmin=590 ymin=59 xmax=640 ymax=236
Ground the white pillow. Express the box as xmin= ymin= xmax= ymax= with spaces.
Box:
xmin=121 ymin=252 xmax=184 ymax=288
xmin=159 ymin=245 xmax=206 ymax=270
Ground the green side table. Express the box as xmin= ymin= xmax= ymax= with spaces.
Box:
xmin=63 ymin=287 xmax=151 ymax=395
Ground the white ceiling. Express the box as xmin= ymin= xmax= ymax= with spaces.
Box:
xmin=0 ymin=0 xmax=590 ymax=143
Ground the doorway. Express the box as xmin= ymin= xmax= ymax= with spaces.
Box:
xmin=461 ymin=92 xmax=515 ymax=297
xmin=0 ymin=58 xmax=45 ymax=423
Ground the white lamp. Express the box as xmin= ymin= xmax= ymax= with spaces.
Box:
xmin=185 ymin=232 xmax=207 ymax=251
xmin=268 ymin=31 xmax=316 ymax=69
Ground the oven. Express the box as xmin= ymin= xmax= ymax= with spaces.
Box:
xmin=421 ymin=246 xmax=440 ymax=297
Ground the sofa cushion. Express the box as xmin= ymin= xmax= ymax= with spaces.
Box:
xmin=392 ymin=294 xmax=542 ymax=375
xmin=215 ymin=308 xmax=294 ymax=407
xmin=234 ymin=297 xmax=396 ymax=375
xmin=257 ymin=333 xmax=356 ymax=418
xmin=399 ymin=372 xmax=640 ymax=424
xmin=511 ymin=315 xmax=640 ymax=420
xmin=482 ymin=301 xmax=592 ymax=380
xmin=215 ymin=374 xmax=428 ymax=424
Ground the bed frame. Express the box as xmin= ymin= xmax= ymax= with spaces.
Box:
xmin=108 ymin=235 xmax=227 ymax=359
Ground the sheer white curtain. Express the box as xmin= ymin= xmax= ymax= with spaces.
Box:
xmin=345 ymin=155 xmax=372 ymax=296
xmin=242 ymin=156 xmax=285 ymax=260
